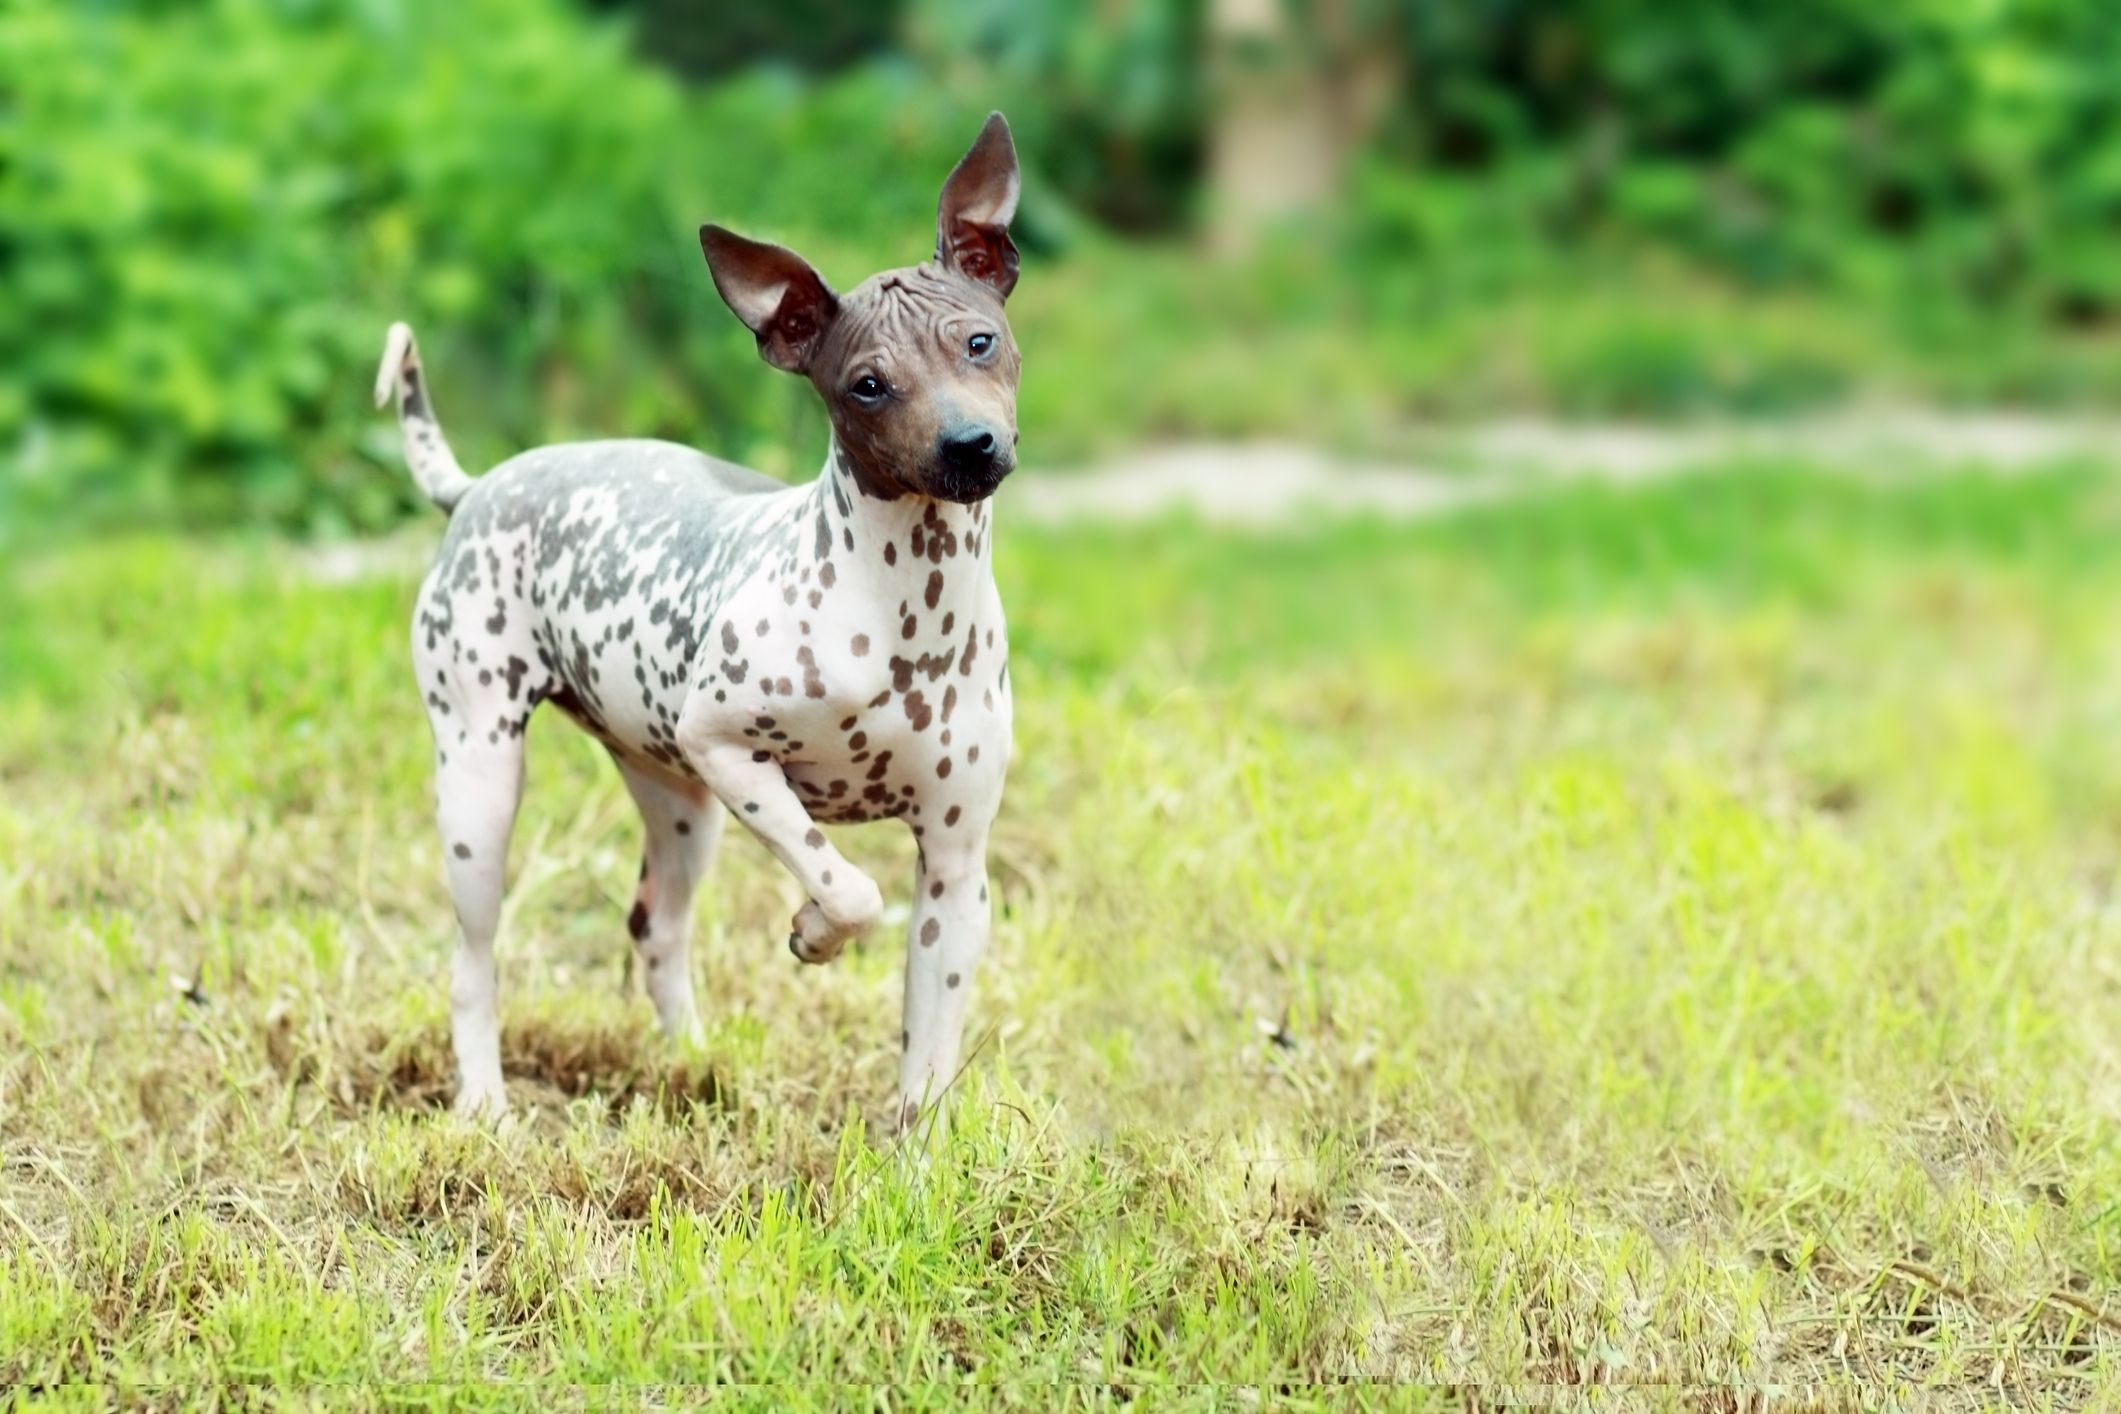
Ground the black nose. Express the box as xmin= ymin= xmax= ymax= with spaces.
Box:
xmin=939 ymin=428 xmax=1000 ymax=474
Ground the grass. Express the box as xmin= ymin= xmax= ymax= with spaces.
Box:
xmin=3 ymin=463 xmax=2120 ymax=1402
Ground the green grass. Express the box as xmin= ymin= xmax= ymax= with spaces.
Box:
xmin=3 ymin=465 xmax=2120 ymax=1402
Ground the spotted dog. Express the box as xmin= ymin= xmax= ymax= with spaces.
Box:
xmin=376 ymin=114 xmax=1025 ymax=1126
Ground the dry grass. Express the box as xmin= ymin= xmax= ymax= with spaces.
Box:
xmin=2 ymin=465 xmax=2119 ymax=1404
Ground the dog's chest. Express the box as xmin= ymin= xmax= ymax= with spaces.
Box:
xmin=690 ymin=512 xmax=1011 ymax=830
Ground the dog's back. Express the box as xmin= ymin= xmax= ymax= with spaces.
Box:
xmin=413 ymin=438 xmax=806 ymax=780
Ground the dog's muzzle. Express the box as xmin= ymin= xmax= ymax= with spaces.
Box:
xmin=931 ymin=426 xmax=1014 ymax=502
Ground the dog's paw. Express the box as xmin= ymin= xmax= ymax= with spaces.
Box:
xmin=788 ymin=904 xmax=847 ymax=964
xmin=787 ymin=873 xmax=883 ymax=964
xmin=452 ymin=1082 xmax=509 ymax=1122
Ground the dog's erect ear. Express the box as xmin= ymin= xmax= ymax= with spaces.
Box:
xmin=700 ymin=225 xmax=840 ymax=373
xmin=936 ymin=112 xmax=1021 ymax=300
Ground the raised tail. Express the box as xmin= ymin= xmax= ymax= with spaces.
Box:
xmin=374 ymin=321 xmax=475 ymax=513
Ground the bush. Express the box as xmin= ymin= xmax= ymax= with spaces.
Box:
xmin=0 ymin=0 xmax=985 ymax=537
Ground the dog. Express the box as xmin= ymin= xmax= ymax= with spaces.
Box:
xmin=374 ymin=113 xmax=1024 ymax=1128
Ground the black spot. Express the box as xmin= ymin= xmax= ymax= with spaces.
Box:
xmin=453 ymin=843 xmax=472 ymax=860
xmin=628 ymin=901 xmax=650 ymax=941
xmin=675 ymin=820 xmax=692 ymax=836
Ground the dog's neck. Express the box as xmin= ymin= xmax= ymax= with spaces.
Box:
xmin=807 ymin=439 xmax=996 ymax=612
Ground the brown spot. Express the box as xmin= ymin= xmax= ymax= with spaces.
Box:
xmin=851 ymin=634 xmax=870 ymax=657
xmin=453 ymin=843 xmax=472 ymax=860
xmin=937 ymin=757 xmax=952 ymax=779
xmin=902 ymin=691 xmax=933 ymax=732
xmin=902 ymin=615 xmax=918 ymax=640
xmin=840 ymin=716 xmax=857 ymax=730
xmin=967 ymin=745 xmax=980 ymax=763
xmin=920 ymin=918 xmax=941 ymax=947
xmin=675 ymin=820 xmax=692 ymax=836
xmin=805 ymin=828 xmax=826 ymax=848
xmin=930 ymin=880 xmax=944 ymax=899
xmin=884 ymin=542 xmax=898 ymax=566
xmin=946 ymin=972 xmax=961 ymax=989
xmin=752 ymin=750 xmax=772 ymax=763
xmin=942 ymin=685 xmax=958 ymax=723
xmin=925 ymin=570 xmax=944 ymax=611
xmin=945 ymin=805 xmax=962 ymax=827
xmin=820 ymin=562 xmax=836 ymax=589
xmin=849 ymin=731 xmax=867 ymax=749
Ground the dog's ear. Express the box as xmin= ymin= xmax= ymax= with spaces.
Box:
xmin=935 ymin=112 xmax=1021 ymax=300
xmin=700 ymin=225 xmax=840 ymax=373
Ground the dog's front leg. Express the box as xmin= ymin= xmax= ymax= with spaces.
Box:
xmin=897 ymin=840 xmax=992 ymax=1137
xmin=685 ymin=741 xmax=882 ymax=962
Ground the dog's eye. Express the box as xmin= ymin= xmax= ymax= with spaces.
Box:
xmin=967 ymin=333 xmax=995 ymax=358
xmin=849 ymin=375 xmax=886 ymax=402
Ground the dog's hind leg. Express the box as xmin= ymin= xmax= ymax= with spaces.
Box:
xmin=614 ymin=756 xmax=720 ymax=1044
xmin=429 ymin=735 xmax=526 ymax=1118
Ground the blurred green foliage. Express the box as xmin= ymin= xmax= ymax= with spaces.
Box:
xmin=1 ymin=0 xmax=988 ymax=536
xmin=6 ymin=0 xmax=2121 ymax=538
xmin=1382 ymin=0 xmax=2121 ymax=319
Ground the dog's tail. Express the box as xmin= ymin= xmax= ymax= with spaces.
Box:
xmin=374 ymin=321 xmax=475 ymax=513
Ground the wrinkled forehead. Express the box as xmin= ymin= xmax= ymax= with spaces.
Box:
xmin=821 ymin=263 xmax=1007 ymax=370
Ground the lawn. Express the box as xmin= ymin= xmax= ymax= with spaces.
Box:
xmin=2 ymin=464 xmax=2119 ymax=1402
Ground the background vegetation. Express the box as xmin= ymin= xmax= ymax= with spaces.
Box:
xmin=9 ymin=0 xmax=2121 ymax=536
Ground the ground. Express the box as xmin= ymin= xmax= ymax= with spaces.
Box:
xmin=2 ymin=462 xmax=2119 ymax=1404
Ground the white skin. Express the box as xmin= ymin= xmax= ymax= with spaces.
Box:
xmin=397 ymin=114 xmax=1024 ymax=1129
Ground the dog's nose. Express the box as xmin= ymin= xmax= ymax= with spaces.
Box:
xmin=939 ymin=427 xmax=1001 ymax=474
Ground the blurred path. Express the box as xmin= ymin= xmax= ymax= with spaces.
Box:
xmin=1012 ymin=412 xmax=2121 ymax=525
xmin=307 ymin=411 xmax=2121 ymax=581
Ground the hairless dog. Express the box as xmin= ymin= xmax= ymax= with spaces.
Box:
xmin=375 ymin=114 xmax=1024 ymax=1130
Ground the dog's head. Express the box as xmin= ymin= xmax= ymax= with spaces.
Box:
xmin=702 ymin=113 xmax=1023 ymax=504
